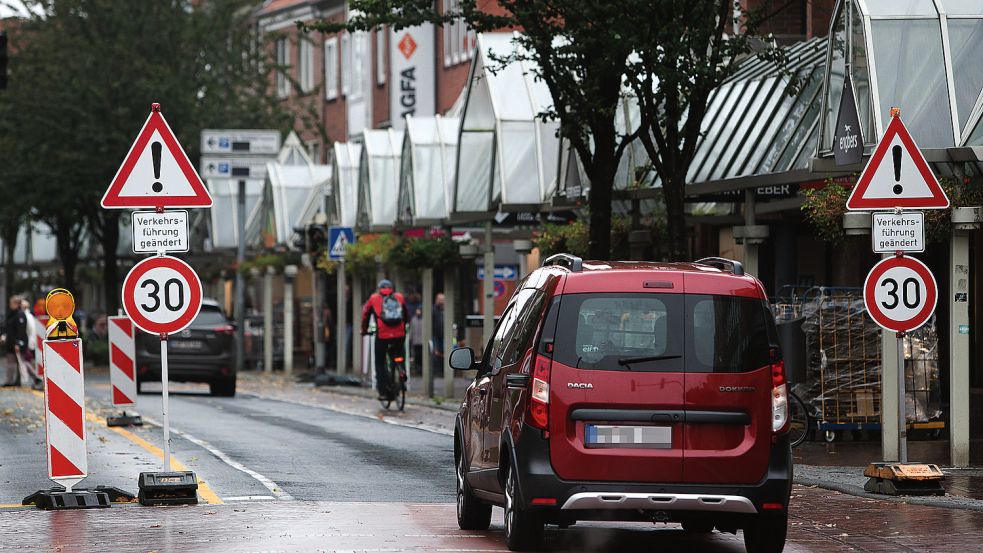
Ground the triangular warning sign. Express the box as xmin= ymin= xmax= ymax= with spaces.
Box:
xmin=846 ymin=115 xmax=949 ymax=210
xmin=102 ymin=105 xmax=212 ymax=209
xmin=330 ymin=232 xmax=349 ymax=258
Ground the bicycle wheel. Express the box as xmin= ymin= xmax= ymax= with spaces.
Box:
xmin=397 ymin=381 xmax=406 ymax=411
xmin=788 ymin=392 xmax=810 ymax=448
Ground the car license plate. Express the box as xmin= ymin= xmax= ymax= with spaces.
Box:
xmin=169 ymin=340 xmax=205 ymax=351
xmin=585 ymin=424 xmax=672 ymax=449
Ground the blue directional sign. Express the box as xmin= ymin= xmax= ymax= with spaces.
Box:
xmin=328 ymin=226 xmax=355 ymax=260
xmin=477 ymin=264 xmax=519 ymax=281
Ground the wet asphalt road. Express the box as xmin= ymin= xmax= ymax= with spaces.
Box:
xmin=3 ymin=373 xmax=983 ymax=552
xmin=0 ymin=375 xmax=455 ymax=505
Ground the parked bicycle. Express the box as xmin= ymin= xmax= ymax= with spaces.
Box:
xmin=788 ymin=390 xmax=811 ymax=448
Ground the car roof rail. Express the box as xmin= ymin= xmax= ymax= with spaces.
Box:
xmin=543 ymin=253 xmax=583 ymax=273
xmin=695 ymin=257 xmax=745 ymax=276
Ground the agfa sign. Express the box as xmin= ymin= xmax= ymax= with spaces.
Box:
xmin=390 ymin=24 xmax=435 ymax=130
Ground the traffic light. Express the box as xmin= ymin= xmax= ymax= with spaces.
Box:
xmin=291 ymin=226 xmax=308 ymax=251
xmin=0 ymin=32 xmax=7 ymax=90
xmin=307 ymin=224 xmax=328 ymax=253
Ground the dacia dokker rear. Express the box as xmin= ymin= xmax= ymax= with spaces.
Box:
xmin=452 ymin=255 xmax=792 ymax=552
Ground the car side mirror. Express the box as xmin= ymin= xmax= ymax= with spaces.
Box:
xmin=449 ymin=347 xmax=475 ymax=371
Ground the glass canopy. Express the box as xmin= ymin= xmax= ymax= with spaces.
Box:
xmin=330 ymin=141 xmax=362 ymax=228
xmin=247 ymin=132 xmax=331 ymax=248
xmin=357 ymin=128 xmax=404 ymax=231
xmin=454 ymin=32 xmax=560 ymax=217
xmin=819 ymin=0 xmax=983 ymax=153
xmin=398 ymin=115 xmax=460 ymax=226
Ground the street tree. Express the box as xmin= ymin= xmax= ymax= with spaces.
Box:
xmin=305 ymin=0 xmax=638 ymax=260
xmin=625 ymin=2 xmax=800 ymax=259
xmin=306 ymin=0 xmax=792 ymax=260
xmin=0 ymin=0 xmax=289 ymax=310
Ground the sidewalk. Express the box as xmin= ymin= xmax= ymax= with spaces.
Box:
xmin=238 ymin=370 xmax=983 ymax=511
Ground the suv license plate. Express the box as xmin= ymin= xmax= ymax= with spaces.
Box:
xmin=169 ymin=340 xmax=205 ymax=351
xmin=585 ymin=424 xmax=671 ymax=449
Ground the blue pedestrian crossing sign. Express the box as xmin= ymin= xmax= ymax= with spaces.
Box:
xmin=328 ymin=227 xmax=354 ymax=260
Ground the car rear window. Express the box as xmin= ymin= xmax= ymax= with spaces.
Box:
xmin=192 ymin=306 xmax=229 ymax=326
xmin=553 ymin=293 xmax=776 ymax=373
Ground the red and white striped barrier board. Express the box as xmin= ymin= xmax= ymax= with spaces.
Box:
xmin=42 ymin=339 xmax=87 ymax=491
xmin=34 ymin=315 xmax=48 ymax=378
xmin=108 ymin=316 xmax=137 ymax=406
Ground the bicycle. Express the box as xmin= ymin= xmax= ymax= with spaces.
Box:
xmin=787 ymin=390 xmax=811 ymax=448
xmin=375 ymin=337 xmax=407 ymax=412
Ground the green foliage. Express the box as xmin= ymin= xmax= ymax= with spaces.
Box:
xmin=238 ymin=254 xmax=287 ymax=276
xmin=83 ymin=333 xmax=109 ymax=366
xmin=306 ymin=1 xmax=788 ymax=260
xmin=801 ymin=179 xmax=853 ymax=244
xmin=0 ymin=0 xmax=289 ymax=302
xmin=536 ymin=214 xmax=662 ymax=260
xmin=387 ymin=236 xmax=461 ymax=273
xmin=802 ymin=176 xmax=983 ymax=245
xmin=345 ymin=234 xmax=397 ymax=278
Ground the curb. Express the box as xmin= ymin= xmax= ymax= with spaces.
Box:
xmin=794 ymin=468 xmax=983 ymax=513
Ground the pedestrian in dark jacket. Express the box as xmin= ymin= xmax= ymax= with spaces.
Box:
xmin=2 ymin=296 xmax=28 ymax=386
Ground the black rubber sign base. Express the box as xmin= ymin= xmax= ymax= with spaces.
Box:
xmin=23 ymin=488 xmax=111 ymax=510
xmin=138 ymin=471 xmax=198 ymax=506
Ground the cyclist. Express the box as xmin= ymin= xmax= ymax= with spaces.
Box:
xmin=360 ymin=279 xmax=410 ymax=400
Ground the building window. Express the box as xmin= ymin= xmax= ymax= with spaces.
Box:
xmin=351 ymin=32 xmax=366 ymax=99
xmin=341 ymin=33 xmax=351 ymax=96
xmin=442 ymin=0 xmax=475 ymax=68
xmin=299 ymin=39 xmax=314 ymax=93
xmin=376 ymin=27 xmax=386 ymax=86
xmin=324 ymin=37 xmax=339 ymax=100
xmin=306 ymin=140 xmax=321 ymax=163
xmin=275 ymin=37 xmax=291 ymax=98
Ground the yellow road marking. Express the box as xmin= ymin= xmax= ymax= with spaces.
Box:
xmin=0 ymin=503 xmax=28 ymax=509
xmin=24 ymin=389 xmax=222 ymax=505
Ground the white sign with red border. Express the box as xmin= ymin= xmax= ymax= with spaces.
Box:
xmin=846 ymin=115 xmax=949 ymax=211
xmin=863 ymin=256 xmax=937 ymax=333
xmin=102 ymin=104 xmax=213 ymax=210
xmin=122 ymin=256 xmax=203 ymax=335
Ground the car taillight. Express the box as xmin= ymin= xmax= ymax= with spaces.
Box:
xmin=214 ymin=325 xmax=235 ymax=335
xmin=771 ymin=360 xmax=788 ymax=433
xmin=527 ymin=356 xmax=550 ymax=430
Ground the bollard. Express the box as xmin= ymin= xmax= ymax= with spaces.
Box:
xmin=106 ymin=315 xmax=142 ymax=427
xmin=23 ymin=289 xmax=117 ymax=510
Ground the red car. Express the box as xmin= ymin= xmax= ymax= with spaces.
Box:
xmin=450 ymin=254 xmax=791 ymax=552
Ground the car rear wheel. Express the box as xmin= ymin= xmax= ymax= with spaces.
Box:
xmin=743 ymin=511 xmax=788 ymax=553
xmin=456 ymin=451 xmax=491 ymax=530
xmin=504 ymin=463 xmax=543 ymax=551
xmin=209 ymin=376 xmax=236 ymax=397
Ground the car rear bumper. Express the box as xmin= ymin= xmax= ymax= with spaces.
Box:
xmin=136 ymin=354 xmax=235 ymax=383
xmin=509 ymin=423 xmax=792 ymax=519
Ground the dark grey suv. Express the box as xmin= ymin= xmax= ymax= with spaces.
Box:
xmin=135 ymin=300 xmax=237 ymax=396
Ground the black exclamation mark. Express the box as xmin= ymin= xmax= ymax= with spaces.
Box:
xmin=151 ymin=141 xmax=163 ymax=193
xmin=892 ymin=145 xmax=903 ymax=195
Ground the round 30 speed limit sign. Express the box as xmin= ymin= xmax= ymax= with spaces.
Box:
xmin=863 ymin=256 xmax=937 ymax=333
xmin=122 ymin=255 xmax=203 ymax=335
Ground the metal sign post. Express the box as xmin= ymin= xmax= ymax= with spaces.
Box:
xmin=896 ymin=331 xmax=907 ymax=464
xmin=160 ymin=330 xmax=170 ymax=472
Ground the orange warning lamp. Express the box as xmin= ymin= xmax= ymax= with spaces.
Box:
xmin=45 ymin=288 xmax=79 ymax=339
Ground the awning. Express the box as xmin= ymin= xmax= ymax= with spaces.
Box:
xmin=248 ymin=132 xmax=331 ymax=247
xmin=454 ymin=32 xmax=560 ymax=217
xmin=358 ymin=128 xmax=403 ymax=231
xmin=398 ymin=115 xmax=460 ymax=226
xmin=555 ymin=37 xmax=827 ymax=202
xmin=330 ymin=141 xmax=362 ymax=228
xmin=206 ymin=179 xmax=264 ymax=250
